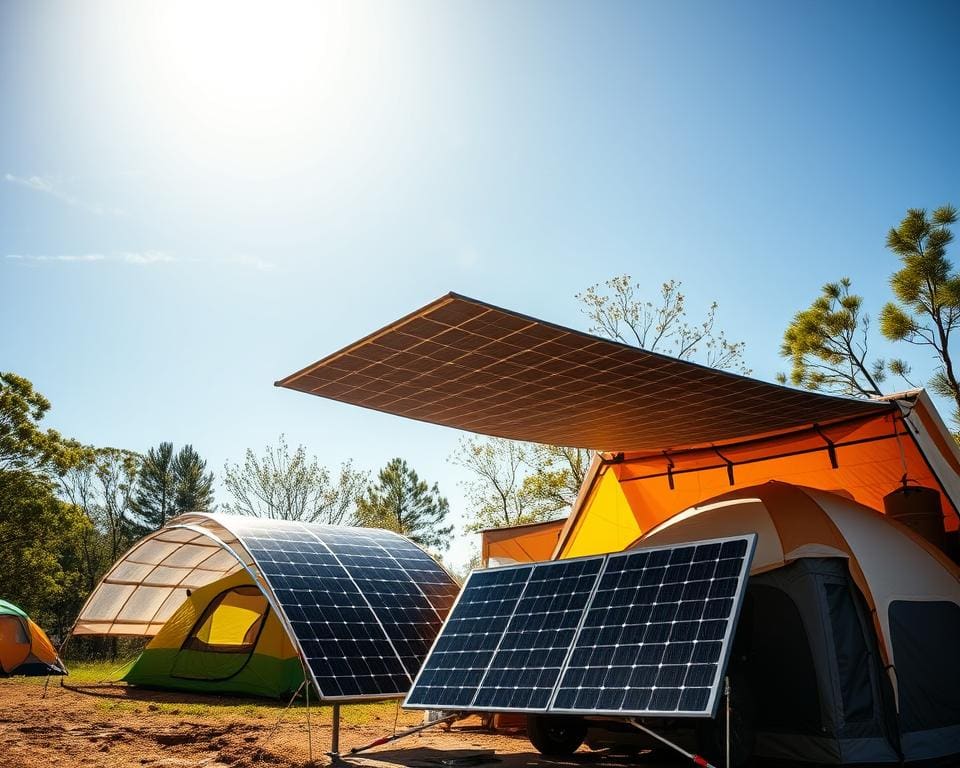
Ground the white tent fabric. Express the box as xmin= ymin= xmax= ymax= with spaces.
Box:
xmin=636 ymin=484 xmax=960 ymax=698
xmin=73 ymin=514 xmax=257 ymax=636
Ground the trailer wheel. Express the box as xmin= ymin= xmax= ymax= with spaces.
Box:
xmin=526 ymin=714 xmax=588 ymax=755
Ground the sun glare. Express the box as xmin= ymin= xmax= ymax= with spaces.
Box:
xmin=140 ymin=0 xmax=380 ymax=144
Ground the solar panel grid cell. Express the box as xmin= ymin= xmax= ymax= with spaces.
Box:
xmin=405 ymin=567 xmax=532 ymax=708
xmin=551 ymin=537 xmax=749 ymax=717
xmin=405 ymin=534 xmax=756 ymax=718
xmin=471 ymin=558 xmax=603 ymax=710
xmin=223 ymin=518 xmax=456 ymax=701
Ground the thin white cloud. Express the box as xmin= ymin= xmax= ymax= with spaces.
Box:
xmin=5 ymin=251 xmax=171 ymax=265
xmin=5 ymin=251 xmax=277 ymax=271
xmin=120 ymin=250 xmax=176 ymax=265
xmin=4 ymin=173 xmax=125 ymax=217
xmin=222 ymin=254 xmax=276 ymax=272
xmin=5 ymin=253 xmax=107 ymax=263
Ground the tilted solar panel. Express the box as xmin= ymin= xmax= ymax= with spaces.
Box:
xmin=405 ymin=534 xmax=756 ymax=718
xmin=224 ymin=517 xmax=457 ymax=701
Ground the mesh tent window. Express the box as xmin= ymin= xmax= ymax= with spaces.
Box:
xmin=183 ymin=586 xmax=269 ymax=654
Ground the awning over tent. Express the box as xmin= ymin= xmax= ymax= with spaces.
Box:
xmin=276 ymin=293 xmax=892 ymax=453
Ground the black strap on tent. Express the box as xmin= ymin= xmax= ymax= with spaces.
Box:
xmin=813 ymin=424 xmax=839 ymax=469
xmin=713 ymin=447 xmax=735 ymax=485
xmin=664 ymin=452 xmax=676 ymax=490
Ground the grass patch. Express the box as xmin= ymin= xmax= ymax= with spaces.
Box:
xmin=22 ymin=660 xmax=420 ymax=726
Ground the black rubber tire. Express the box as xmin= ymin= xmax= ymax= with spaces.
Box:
xmin=526 ymin=714 xmax=588 ymax=756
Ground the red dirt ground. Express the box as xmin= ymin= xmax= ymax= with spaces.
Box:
xmin=0 ymin=680 xmax=665 ymax=768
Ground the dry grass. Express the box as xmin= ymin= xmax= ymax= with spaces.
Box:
xmin=27 ymin=660 xmax=416 ymax=726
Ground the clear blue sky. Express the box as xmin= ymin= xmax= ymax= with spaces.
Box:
xmin=2 ymin=0 xmax=959 ymax=567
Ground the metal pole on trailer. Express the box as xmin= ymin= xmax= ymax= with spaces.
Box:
xmin=725 ymin=676 xmax=731 ymax=768
xmin=629 ymin=719 xmax=718 ymax=768
xmin=348 ymin=713 xmax=460 ymax=756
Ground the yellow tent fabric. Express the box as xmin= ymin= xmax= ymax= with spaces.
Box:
xmin=143 ymin=570 xmax=296 ymax=658
xmin=188 ymin=587 xmax=267 ymax=650
xmin=123 ymin=570 xmax=302 ymax=698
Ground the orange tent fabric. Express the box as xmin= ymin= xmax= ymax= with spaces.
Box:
xmin=556 ymin=395 xmax=960 ymax=559
xmin=0 ymin=600 xmax=66 ymax=677
xmin=480 ymin=518 xmax=567 ymax=566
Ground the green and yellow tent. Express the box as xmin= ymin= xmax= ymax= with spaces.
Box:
xmin=0 ymin=599 xmax=66 ymax=677
xmin=124 ymin=570 xmax=303 ymax=698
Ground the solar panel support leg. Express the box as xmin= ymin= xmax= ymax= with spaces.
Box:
xmin=725 ymin=675 xmax=731 ymax=768
xmin=305 ymin=680 xmax=312 ymax=763
xmin=628 ymin=719 xmax=717 ymax=768
xmin=328 ymin=703 xmax=341 ymax=761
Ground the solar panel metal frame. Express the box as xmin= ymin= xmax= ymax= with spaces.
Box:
xmin=210 ymin=516 xmax=459 ymax=703
xmin=404 ymin=534 xmax=757 ymax=718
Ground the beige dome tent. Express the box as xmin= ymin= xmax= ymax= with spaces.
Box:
xmin=635 ymin=482 xmax=960 ymax=764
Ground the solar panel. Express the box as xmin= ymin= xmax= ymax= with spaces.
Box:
xmin=405 ymin=535 xmax=756 ymax=718
xmin=224 ymin=517 xmax=457 ymax=701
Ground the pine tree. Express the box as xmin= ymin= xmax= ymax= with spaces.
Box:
xmin=778 ymin=278 xmax=891 ymax=397
xmin=880 ymin=205 xmax=960 ymax=424
xmin=130 ymin=442 xmax=175 ymax=530
xmin=173 ymin=444 xmax=214 ymax=513
xmin=357 ymin=458 xmax=453 ymax=550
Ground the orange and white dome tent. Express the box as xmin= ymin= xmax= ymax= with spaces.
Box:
xmin=0 ymin=599 xmax=66 ymax=677
xmin=634 ymin=482 xmax=960 ymax=765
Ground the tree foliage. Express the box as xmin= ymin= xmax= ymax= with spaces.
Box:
xmin=1 ymin=372 xmax=214 ymax=640
xmin=879 ymin=205 xmax=960 ymax=421
xmin=356 ymin=458 xmax=453 ymax=550
xmin=0 ymin=372 xmax=98 ymax=636
xmin=778 ymin=278 xmax=908 ymax=396
xmin=172 ymin=444 xmax=214 ymax=515
xmin=131 ymin=441 xmax=175 ymax=529
xmin=780 ymin=205 xmax=960 ymax=431
xmin=222 ymin=434 xmax=367 ymax=524
xmin=0 ymin=372 xmax=89 ymax=476
xmin=452 ymin=437 xmax=588 ymax=531
xmin=577 ymin=276 xmax=750 ymax=374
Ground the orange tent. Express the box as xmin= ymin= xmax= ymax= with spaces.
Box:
xmin=556 ymin=390 xmax=960 ymax=559
xmin=480 ymin=518 xmax=567 ymax=567
xmin=0 ymin=600 xmax=66 ymax=677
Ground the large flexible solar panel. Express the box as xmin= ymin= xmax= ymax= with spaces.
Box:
xmin=226 ymin=517 xmax=458 ymax=701
xmin=405 ymin=534 xmax=756 ymax=718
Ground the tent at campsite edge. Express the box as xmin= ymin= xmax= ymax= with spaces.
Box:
xmin=0 ymin=599 xmax=67 ymax=677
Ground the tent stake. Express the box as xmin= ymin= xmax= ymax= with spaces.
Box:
xmin=349 ymin=713 xmax=460 ymax=756
xmin=629 ymin=719 xmax=717 ymax=768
